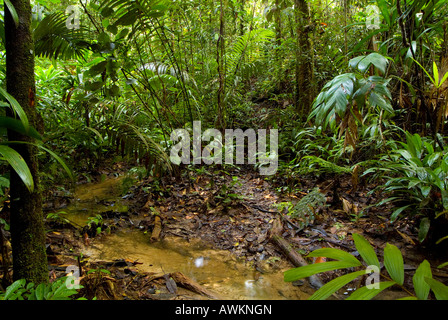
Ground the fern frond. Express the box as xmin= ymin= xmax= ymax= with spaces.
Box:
xmin=226 ymin=28 xmax=274 ymax=90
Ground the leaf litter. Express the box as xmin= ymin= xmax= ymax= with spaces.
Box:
xmin=35 ymin=162 xmax=448 ymax=300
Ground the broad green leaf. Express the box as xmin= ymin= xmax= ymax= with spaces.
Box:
xmin=3 ymin=279 xmax=26 ymax=300
xmin=307 ymin=248 xmax=361 ymax=266
xmin=0 ymin=87 xmax=29 ymax=132
xmin=0 ymin=145 xmax=34 ymax=192
xmin=349 ymin=56 xmax=364 ymax=70
xmin=310 ymin=270 xmax=366 ymax=300
xmin=101 ymin=6 xmax=114 ymax=17
xmin=346 ymin=281 xmax=395 ymax=300
xmin=0 ymin=117 xmax=42 ymax=140
xmin=4 ymin=0 xmax=19 ymax=27
xmin=425 ymin=277 xmax=448 ymax=300
xmin=352 ymin=233 xmax=380 ymax=268
xmin=88 ymin=60 xmax=107 ymax=77
xmin=413 ymin=260 xmax=432 ymax=300
xmin=284 ymin=261 xmax=359 ymax=282
xmin=356 ymin=53 xmax=388 ymax=74
xmin=418 ymin=217 xmax=430 ymax=243
xmin=115 ymin=10 xmax=138 ymax=26
xmin=34 ymin=283 xmax=46 ymax=300
xmin=384 ymin=243 xmax=404 ymax=285
xmin=85 ymin=81 xmax=104 ymax=91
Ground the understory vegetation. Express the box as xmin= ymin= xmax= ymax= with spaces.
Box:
xmin=1 ymin=0 xmax=448 ymax=301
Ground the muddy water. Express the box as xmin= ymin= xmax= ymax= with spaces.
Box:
xmin=63 ymin=176 xmax=128 ymax=226
xmin=85 ymin=230 xmax=308 ymax=300
xmin=64 ymin=177 xmax=309 ymax=300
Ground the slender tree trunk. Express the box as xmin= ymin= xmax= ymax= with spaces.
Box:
xmin=239 ymin=0 xmax=245 ymax=36
xmin=274 ymin=0 xmax=283 ymax=91
xmin=5 ymin=0 xmax=48 ymax=283
xmin=216 ymin=0 xmax=226 ymax=130
xmin=294 ymin=0 xmax=314 ymax=118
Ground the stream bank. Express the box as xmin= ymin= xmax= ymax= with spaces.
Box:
xmin=44 ymin=168 xmax=314 ymax=300
xmin=41 ymin=164 xmax=447 ymax=300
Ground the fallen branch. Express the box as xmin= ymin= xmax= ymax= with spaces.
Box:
xmin=169 ymin=271 xmax=221 ymax=299
xmin=269 ymin=218 xmax=325 ymax=289
xmin=150 ymin=215 xmax=162 ymax=242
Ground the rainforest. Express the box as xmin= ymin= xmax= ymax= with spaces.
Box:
xmin=0 ymin=0 xmax=448 ymax=303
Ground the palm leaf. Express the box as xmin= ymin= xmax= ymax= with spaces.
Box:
xmin=33 ymin=12 xmax=90 ymax=60
xmin=0 ymin=145 xmax=34 ymax=192
xmin=225 ymin=28 xmax=274 ymax=91
xmin=309 ymin=270 xmax=366 ymax=300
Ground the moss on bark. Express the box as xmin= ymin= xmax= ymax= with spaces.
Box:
xmin=5 ymin=0 xmax=48 ymax=284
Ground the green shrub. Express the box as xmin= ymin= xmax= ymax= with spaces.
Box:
xmin=365 ymin=131 xmax=448 ymax=242
xmin=284 ymin=233 xmax=448 ymax=300
xmin=0 ymin=277 xmax=81 ymax=300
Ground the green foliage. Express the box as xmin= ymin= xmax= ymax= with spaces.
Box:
xmin=309 ymin=53 xmax=393 ymax=149
xmin=87 ymin=214 xmax=107 ymax=235
xmin=225 ymin=28 xmax=275 ymax=94
xmin=33 ymin=12 xmax=90 ymax=60
xmin=215 ymin=176 xmax=243 ymax=207
xmin=46 ymin=210 xmax=71 ymax=225
xmin=284 ymin=233 xmax=448 ymax=300
xmin=287 ymin=188 xmax=327 ymax=229
xmin=0 ymin=278 xmax=81 ymax=300
xmin=365 ymin=132 xmax=448 ymax=242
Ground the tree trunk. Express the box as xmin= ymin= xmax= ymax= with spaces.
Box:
xmin=5 ymin=0 xmax=48 ymax=283
xmin=216 ymin=0 xmax=226 ymax=131
xmin=274 ymin=0 xmax=283 ymax=91
xmin=294 ymin=0 xmax=314 ymax=118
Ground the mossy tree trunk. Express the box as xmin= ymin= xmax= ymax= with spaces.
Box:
xmin=4 ymin=0 xmax=48 ymax=284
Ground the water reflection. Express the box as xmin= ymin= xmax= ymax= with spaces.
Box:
xmin=194 ymin=256 xmax=206 ymax=268
xmin=59 ymin=177 xmax=309 ymax=300
xmin=84 ymin=230 xmax=309 ymax=300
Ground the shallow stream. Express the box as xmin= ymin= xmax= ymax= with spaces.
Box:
xmin=62 ymin=176 xmax=309 ymax=300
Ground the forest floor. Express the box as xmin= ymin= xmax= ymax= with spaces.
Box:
xmin=39 ymin=160 xmax=448 ymax=300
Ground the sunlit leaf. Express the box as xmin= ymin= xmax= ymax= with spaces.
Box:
xmin=284 ymin=261 xmax=359 ymax=282
xmin=346 ymin=281 xmax=395 ymax=300
xmin=352 ymin=233 xmax=380 ymax=268
xmin=384 ymin=243 xmax=404 ymax=285
xmin=307 ymin=248 xmax=361 ymax=266
xmin=0 ymin=87 xmax=29 ymax=132
xmin=0 ymin=145 xmax=33 ymax=192
xmin=425 ymin=277 xmax=448 ymax=300
xmin=309 ymin=270 xmax=365 ymax=300
xmin=4 ymin=0 xmax=19 ymax=27
xmin=413 ymin=260 xmax=432 ymax=300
